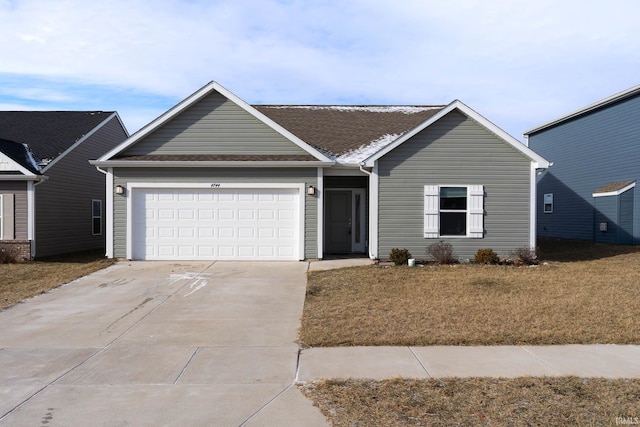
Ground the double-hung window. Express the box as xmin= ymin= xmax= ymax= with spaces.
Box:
xmin=424 ymin=185 xmax=484 ymax=238
xmin=92 ymin=200 xmax=102 ymax=236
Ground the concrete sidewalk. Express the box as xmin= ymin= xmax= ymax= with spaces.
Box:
xmin=298 ymin=344 xmax=640 ymax=381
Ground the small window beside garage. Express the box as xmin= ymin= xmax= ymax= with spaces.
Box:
xmin=92 ymin=200 xmax=102 ymax=236
xmin=543 ymin=193 xmax=553 ymax=213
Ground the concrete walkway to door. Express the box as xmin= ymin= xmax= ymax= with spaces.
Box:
xmin=0 ymin=261 xmax=328 ymax=426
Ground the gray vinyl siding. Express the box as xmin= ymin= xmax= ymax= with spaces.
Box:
xmin=121 ymin=91 xmax=309 ymax=156
xmin=112 ymin=168 xmax=317 ymax=259
xmin=377 ymin=110 xmax=532 ymax=261
xmin=0 ymin=181 xmax=28 ymax=240
xmin=529 ymin=94 xmax=640 ymax=244
xmin=34 ymin=116 xmax=128 ymax=257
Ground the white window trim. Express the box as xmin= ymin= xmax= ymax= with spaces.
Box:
xmin=92 ymin=199 xmax=103 ymax=236
xmin=424 ymin=184 xmax=484 ymax=239
xmin=543 ymin=193 xmax=554 ymax=213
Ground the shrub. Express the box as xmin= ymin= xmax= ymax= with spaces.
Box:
xmin=426 ymin=241 xmax=456 ymax=264
xmin=389 ymin=248 xmax=412 ymax=266
xmin=511 ymin=247 xmax=539 ymax=265
xmin=474 ymin=248 xmax=500 ymax=264
xmin=0 ymin=246 xmax=19 ymax=264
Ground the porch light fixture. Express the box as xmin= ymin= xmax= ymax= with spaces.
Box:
xmin=307 ymin=185 xmax=316 ymax=195
xmin=115 ymin=185 xmax=125 ymax=195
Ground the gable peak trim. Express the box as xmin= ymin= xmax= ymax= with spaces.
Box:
xmin=99 ymin=81 xmax=333 ymax=163
xmin=362 ymin=100 xmax=550 ymax=168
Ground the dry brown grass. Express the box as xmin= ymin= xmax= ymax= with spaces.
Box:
xmin=0 ymin=250 xmax=115 ymax=310
xmin=301 ymin=377 xmax=640 ymax=426
xmin=300 ymin=239 xmax=640 ymax=346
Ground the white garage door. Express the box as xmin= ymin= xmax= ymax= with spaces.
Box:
xmin=131 ymin=187 xmax=301 ymax=260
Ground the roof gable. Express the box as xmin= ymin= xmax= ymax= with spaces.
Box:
xmin=0 ymin=111 xmax=116 ymax=165
xmin=100 ymin=82 xmax=333 ymax=163
xmin=525 ymin=84 xmax=640 ymax=135
xmin=362 ymin=100 xmax=550 ymax=168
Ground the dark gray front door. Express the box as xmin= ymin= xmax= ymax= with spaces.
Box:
xmin=325 ymin=190 xmax=352 ymax=253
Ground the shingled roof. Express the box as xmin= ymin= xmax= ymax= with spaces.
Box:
xmin=0 ymin=137 xmax=40 ymax=174
xmin=0 ymin=111 xmax=114 ymax=166
xmin=254 ymin=105 xmax=443 ymax=163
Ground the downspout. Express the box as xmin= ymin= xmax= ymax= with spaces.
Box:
xmin=359 ymin=164 xmax=378 ymax=260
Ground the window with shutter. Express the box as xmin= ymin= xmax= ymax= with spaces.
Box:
xmin=424 ymin=185 xmax=439 ymax=238
xmin=0 ymin=194 xmax=15 ymax=240
xmin=424 ymin=185 xmax=484 ymax=238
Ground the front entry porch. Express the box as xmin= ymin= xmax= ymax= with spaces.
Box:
xmin=322 ymin=176 xmax=368 ymax=256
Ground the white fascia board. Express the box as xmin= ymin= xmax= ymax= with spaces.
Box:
xmin=592 ymin=182 xmax=636 ymax=198
xmin=90 ymin=160 xmax=334 ymax=168
xmin=42 ymin=112 xmax=120 ymax=173
xmin=0 ymin=152 xmax=39 ymax=176
xmin=362 ymin=100 xmax=551 ymax=169
xmin=98 ymin=81 xmax=333 ymax=163
xmin=525 ymin=84 xmax=640 ymax=136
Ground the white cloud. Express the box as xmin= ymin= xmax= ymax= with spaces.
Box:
xmin=0 ymin=0 xmax=639 ymax=138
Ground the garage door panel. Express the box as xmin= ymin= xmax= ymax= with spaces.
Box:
xmin=219 ymin=209 xmax=234 ymax=220
xmin=132 ymin=187 xmax=300 ymax=260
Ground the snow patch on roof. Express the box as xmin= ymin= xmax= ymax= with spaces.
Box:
xmin=23 ymin=143 xmax=41 ymax=171
xmin=263 ymin=105 xmax=440 ymax=114
xmin=337 ymin=133 xmax=403 ymax=164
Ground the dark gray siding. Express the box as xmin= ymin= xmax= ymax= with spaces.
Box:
xmin=112 ymin=168 xmax=317 ymax=259
xmin=35 ymin=116 xmax=128 ymax=257
xmin=620 ymin=190 xmax=635 ymax=243
xmin=121 ymin=92 xmax=309 ymax=156
xmin=377 ymin=110 xmax=532 ymax=260
xmin=0 ymin=181 xmax=28 ymax=240
xmin=595 ymin=191 xmax=635 ymax=244
xmin=529 ymin=95 xmax=640 ymax=244
xmin=594 ymin=196 xmax=618 ymax=244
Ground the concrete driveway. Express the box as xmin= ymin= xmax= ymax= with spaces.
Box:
xmin=0 ymin=261 xmax=328 ymax=426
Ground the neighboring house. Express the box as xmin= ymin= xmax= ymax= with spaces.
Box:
xmin=92 ymin=81 xmax=549 ymax=261
xmin=0 ymin=112 xmax=129 ymax=259
xmin=525 ymin=84 xmax=640 ymax=245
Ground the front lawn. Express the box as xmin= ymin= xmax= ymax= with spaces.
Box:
xmin=300 ymin=239 xmax=640 ymax=346
xmin=301 ymin=377 xmax=640 ymax=426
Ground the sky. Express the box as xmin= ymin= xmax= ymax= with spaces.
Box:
xmin=1 ymin=0 xmax=639 ymax=142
